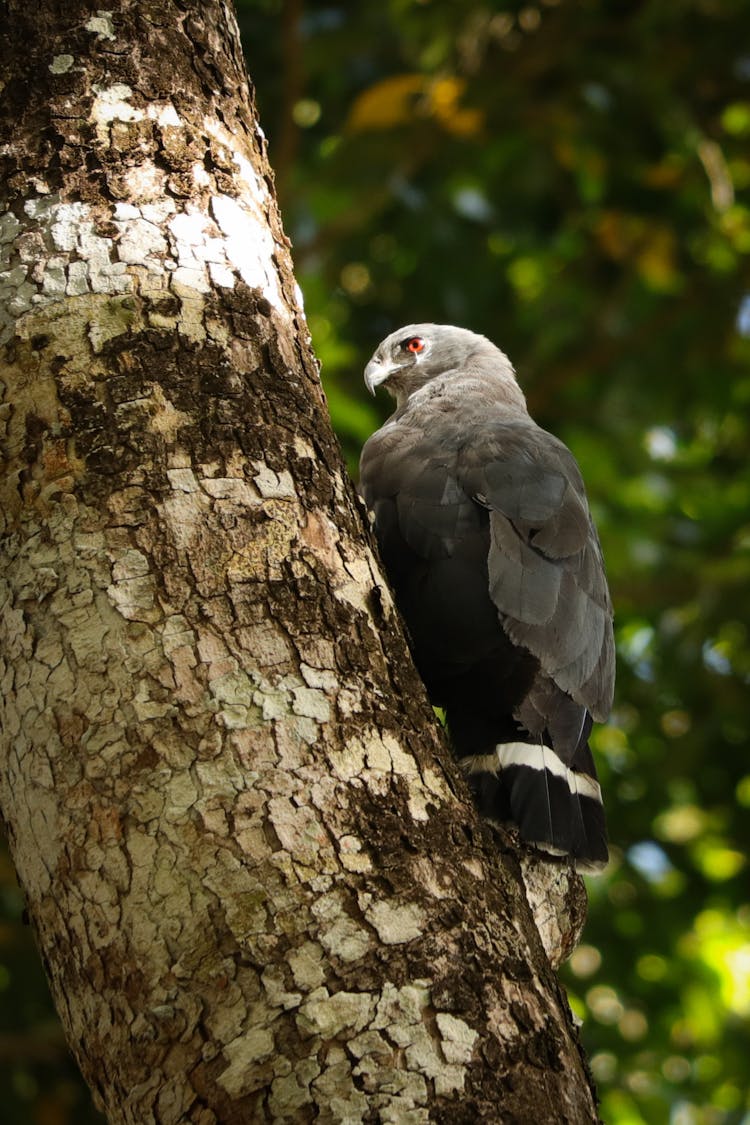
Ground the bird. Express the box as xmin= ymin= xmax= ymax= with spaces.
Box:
xmin=359 ymin=324 xmax=615 ymax=870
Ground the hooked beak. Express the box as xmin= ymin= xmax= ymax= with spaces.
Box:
xmin=364 ymin=357 xmax=395 ymax=396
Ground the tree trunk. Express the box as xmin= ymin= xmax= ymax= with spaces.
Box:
xmin=0 ymin=1 xmax=599 ymax=1121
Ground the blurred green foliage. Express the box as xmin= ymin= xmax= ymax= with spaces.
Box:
xmin=3 ymin=1 xmax=750 ymax=1121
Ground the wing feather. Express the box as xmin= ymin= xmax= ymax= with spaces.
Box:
xmin=458 ymin=424 xmax=614 ymax=721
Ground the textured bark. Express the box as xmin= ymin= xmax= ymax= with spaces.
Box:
xmin=0 ymin=2 xmax=599 ymax=1122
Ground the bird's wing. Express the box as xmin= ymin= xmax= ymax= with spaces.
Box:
xmin=361 ymin=420 xmax=484 ymax=561
xmin=457 ymin=421 xmax=615 ymax=722
xmin=360 ymin=418 xmax=504 ymax=679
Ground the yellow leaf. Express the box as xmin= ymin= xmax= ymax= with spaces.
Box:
xmin=347 ymin=73 xmax=482 ymax=137
xmin=595 ymin=211 xmax=680 ymax=290
xmin=428 ymin=76 xmax=482 ymax=136
xmin=346 ymin=74 xmax=425 ymax=132
xmin=636 ymin=226 xmax=679 ymax=290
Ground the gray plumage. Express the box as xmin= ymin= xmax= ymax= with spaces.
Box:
xmin=360 ymin=324 xmax=615 ymax=867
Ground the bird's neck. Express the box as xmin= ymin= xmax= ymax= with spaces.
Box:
xmin=472 ymin=350 xmax=528 ymax=411
xmin=396 ymin=358 xmax=528 ymax=415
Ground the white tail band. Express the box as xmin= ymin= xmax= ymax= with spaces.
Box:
xmin=461 ymin=742 xmax=602 ymax=804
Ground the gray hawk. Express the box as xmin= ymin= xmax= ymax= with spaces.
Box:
xmin=359 ymin=324 xmax=615 ymax=869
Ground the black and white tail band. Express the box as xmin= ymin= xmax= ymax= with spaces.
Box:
xmin=462 ymin=741 xmax=608 ymax=870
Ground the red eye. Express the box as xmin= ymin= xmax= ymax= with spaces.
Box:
xmin=404 ymin=336 xmax=425 ymax=354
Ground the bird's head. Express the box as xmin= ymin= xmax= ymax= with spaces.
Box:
xmin=364 ymin=323 xmax=521 ymax=408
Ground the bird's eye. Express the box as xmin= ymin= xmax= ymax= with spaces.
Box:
xmin=403 ymin=336 xmax=425 ymax=354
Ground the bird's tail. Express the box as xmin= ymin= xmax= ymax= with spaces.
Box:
xmin=459 ymin=738 xmax=608 ymax=871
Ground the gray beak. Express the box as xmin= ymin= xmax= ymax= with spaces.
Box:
xmin=364 ymin=358 xmax=394 ymax=396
